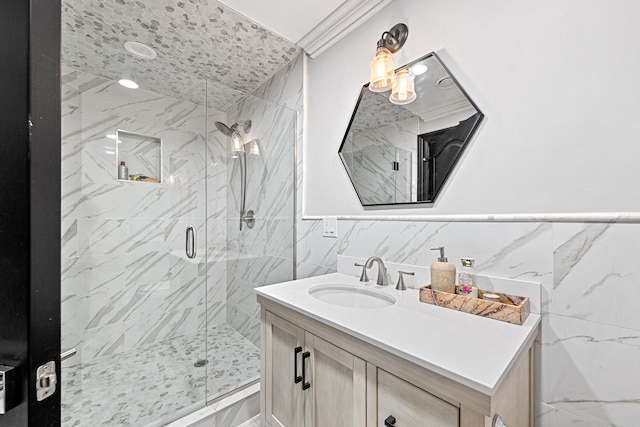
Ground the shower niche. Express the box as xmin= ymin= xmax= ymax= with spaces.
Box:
xmin=116 ymin=130 xmax=162 ymax=183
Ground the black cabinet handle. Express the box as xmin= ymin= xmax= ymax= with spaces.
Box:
xmin=293 ymin=346 xmax=302 ymax=384
xmin=301 ymin=351 xmax=311 ymax=390
xmin=384 ymin=415 xmax=396 ymax=427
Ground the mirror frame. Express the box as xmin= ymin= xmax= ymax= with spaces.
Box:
xmin=338 ymin=52 xmax=485 ymax=208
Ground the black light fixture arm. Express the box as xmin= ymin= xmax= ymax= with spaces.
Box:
xmin=376 ymin=23 xmax=409 ymax=53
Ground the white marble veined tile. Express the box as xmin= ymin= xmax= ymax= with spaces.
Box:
xmin=540 ymin=313 xmax=640 ymax=427
xmin=554 ymin=409 xmax=602 ymax=426
xmin=551 ymin=223 xmax=640 ymax=332
xmin=251 ymin=255 xmax=293 ymax=288
xmin=77 ymin=70 xmax=167 ymax=128
xmin=553 ymin=224 xmax=610 ymax=289
xmin=265 ymin=219 xmax=295 ymax=260
xmin=61 ymin=65 xmax=78 ymax=108
xmin=61 ymin=256 xmax=130 ymax=333
xmin=298 ymin=220 xmax=554 ymax=305
xmin=61 ymin=219 xmax=78 ymax=259
xmin=76 ymin=218 xmax=166 ymax=257
xmin=61 ymin=322 xmax=125 ymax=366
xmin=535 ymin=401 xmax=556 ymax=427
xmin=249 ymin=53 xmax=304 ymax=111
xmin=203 ymin=260 xmax=228 ymax=328
xmin=296 ymin=219 xmax=340 ymax=274
xmin=163 ymin=97 xmax=207 ymax=134
xmin=227 ymin=305 xmax=260 ymax=348
xmin=125 ymin=305 xmax=205 ymax=349
xmin=214 ymin=394 xmax=260 ymax=427
xmin=226 ymin=217 xmax=267 ymax=258
xmin=207 ymin=219 xmax=228 ymax=257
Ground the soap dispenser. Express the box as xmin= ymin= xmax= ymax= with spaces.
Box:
xmin=430 ymin=247 xmax=456 ymax=293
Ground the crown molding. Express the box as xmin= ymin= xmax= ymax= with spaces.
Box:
xmin=297 ymin=0 xmax=393 ymax=58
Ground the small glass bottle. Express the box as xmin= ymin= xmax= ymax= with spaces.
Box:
xmin=456 ymin=257 xmax=477 ymax=298
xmin=118 ymin=161 xmax=129 ymax=180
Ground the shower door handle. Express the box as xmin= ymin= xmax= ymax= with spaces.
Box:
xmin=186 ymin=226 xmax=196 ymax=259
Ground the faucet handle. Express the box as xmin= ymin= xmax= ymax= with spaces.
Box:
xmin=395 ymin=270 xmax=415 ymax=290
xmin=354 ymin=263 xmax=371 ymax=282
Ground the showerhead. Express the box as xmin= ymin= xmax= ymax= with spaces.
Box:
xmin=214 ymin=121 xmax=233 ymax=136
xmin=215 ymin=120 xmax=246 ymax=152
xmin=236 ymin=120 xmax=252 ymax=134
xmin=215 ymin=120 xmax=252 ymax=137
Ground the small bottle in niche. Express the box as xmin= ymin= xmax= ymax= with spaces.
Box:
xmin=456 ymin=257 xmax=478 ymax=298
xmin=118 ymin=161 xmax=129 ymax=180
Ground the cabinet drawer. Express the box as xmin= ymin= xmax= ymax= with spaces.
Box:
xmin=377 ymin=369 xmax=458 ymax=427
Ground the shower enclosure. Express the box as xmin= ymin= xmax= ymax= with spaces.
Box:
xmin=60 ymin=54 xmax=296 ymax=427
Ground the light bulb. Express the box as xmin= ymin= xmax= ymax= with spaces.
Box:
xmin=390 ymin=70 xmax=416 ymax=105
xmin=369 ymin=47 xmax=395 ymax=92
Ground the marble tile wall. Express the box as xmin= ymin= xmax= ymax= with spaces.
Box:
xmin=294 ymin=218 xmax=640 ymax=426
xmin=221 ymin=55 xmax=302 ymax=347
xmin=61 ymin=65 xmax=227 ymax=366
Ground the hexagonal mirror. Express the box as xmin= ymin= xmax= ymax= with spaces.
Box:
xmin=338 ymin=52 xmax=484 ymax=207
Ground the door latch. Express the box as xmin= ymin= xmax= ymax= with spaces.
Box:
xmin=0 ymin=365 xmax=17 ymax=414
xmin=36 ymin=361 xmax=57 ymax=401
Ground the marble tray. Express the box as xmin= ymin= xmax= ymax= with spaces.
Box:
xmin=419 ymin=285 xmax=530 ymax=325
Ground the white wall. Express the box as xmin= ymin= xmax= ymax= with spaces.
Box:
xmin=305 ymin=0 xmax=640 ymax=216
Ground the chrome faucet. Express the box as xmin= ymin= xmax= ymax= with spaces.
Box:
xmin=365 ymin=256 xmax=389 ymax=286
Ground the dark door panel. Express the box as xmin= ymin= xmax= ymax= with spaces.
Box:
xmin=0 ymin=0 xmax=61 ymax=425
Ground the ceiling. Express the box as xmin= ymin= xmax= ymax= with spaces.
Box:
xmin=61 ymin=0 xmax=391 ymax=111
xmin=218 ymin=0 xmax=393 ymax=57
xmin=61 ymin=0 xmax=301 ymax=110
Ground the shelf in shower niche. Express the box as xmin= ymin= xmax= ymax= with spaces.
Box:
xmin=116 ymin=130 xmax=162 ymax=183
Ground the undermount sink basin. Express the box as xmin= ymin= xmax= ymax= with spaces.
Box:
xmin=309 ymin=284 xmax=396 ymax=309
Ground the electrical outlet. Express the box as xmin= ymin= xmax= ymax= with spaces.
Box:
xmin=322 ymin=217 xmax=338 ymax=238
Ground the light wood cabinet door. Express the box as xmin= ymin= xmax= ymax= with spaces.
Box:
xmin=376 ymin=369 xmax=458 ymax=427
xmin=304 ymin=332 xmax=367 ymax=427
xmin=264 ymin=312 xmax=305 ymax=427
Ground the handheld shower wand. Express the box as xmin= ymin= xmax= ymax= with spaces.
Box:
xmin=214 ymin=121 xmax=254 ymax=231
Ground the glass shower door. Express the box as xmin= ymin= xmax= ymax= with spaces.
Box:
xmin=60 ymin=65 xmax=210 ymax=426
xmin=205 ymin=90 xmax=297 ymax=402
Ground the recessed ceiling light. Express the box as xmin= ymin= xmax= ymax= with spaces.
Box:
xmin=410 ymin=64 xmax=428 ymax=76
xmin=119 ymin=79 xmax=139 ymax=89
xmin=106 ymin=134 xmax=116 ymax=139
xmin=436 ymin=76 xmax=455 ymax=89
xmin=124 ymin=41 xmax=157 ymax=59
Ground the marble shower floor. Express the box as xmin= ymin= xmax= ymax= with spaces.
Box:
xmin=61 ymin=324 xmax=260 ymax=426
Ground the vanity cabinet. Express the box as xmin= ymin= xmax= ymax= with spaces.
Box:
xmin=259 ymin=293 xmax=536 ymax=427
xmin=374 ymin=368 xmax=458 ymax=427
xmin=263 ymin=312 xmax=366 ymax=427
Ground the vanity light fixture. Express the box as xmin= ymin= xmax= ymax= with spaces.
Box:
xmin=369 ymin=23 xmax=409 ymax=93
xmin=389 ymin=69 xmax=416 ymax=105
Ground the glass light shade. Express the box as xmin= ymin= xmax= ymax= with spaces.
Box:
xmin=231 ymin=134 xmax=245 ymax=152
xmin=369 ymin=47 xmax=395 ymax=92
xmin=248 ymin=140 xmax=260 ymax=156
xmin=389 ymin=70 xmax=416 ymax=105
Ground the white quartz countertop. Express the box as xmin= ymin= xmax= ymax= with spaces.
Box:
xmin=256 ymin=272 xmax=540 ymax=396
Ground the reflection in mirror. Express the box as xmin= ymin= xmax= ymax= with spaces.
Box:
xmin=338 ymin=53 xmax=484 ymax=207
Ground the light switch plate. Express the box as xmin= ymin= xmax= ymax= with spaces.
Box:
xmin=322 ymin=217 xmax=338 ymax=238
